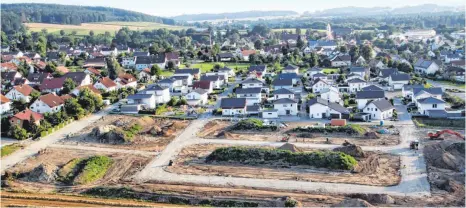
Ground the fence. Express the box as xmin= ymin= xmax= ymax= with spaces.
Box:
xmin=39 ymin=119 xmax=74 ymax=138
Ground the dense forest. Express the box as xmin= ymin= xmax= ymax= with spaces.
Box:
xmin=1 ymin=3 xmax=175 ymax=33
xmin=173 ymin=10 xmax=298 ymax=21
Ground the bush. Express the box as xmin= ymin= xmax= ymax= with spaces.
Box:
xmin=74 ymin=155 xmax=113 ymax=185
xmin=285 ymin=197 xmax=299 ymax=207
xmin=290 ymin=124 xmax=366 ymax=135
xmin=122 ymin=124 xmax=142 ymax=141
xmin=213 ymin=108 xmax=223 ymax=115
xmin=57 ymin=158 xmax=84 ymax=183
xmin=232 ymin=118 xmax=278 ymax=131
xmin=206 ymin=147 xmax=358 ymax=170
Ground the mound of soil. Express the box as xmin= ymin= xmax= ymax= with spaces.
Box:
xmin=278 ymin=143 xmax=302 ymax=153
xmin=332 ymin=198 xmax=373 ymax=207
xmin=438 ymin=179 xmax=465 ymax=193
xmin=349 ymin=194 xmax=394 ymax=204
xmin=364 ymin=132 xmax=379 ymax=139
xmin=91 ymin=125 xmax=117 ymax=137
xmin=149 ymin=126 xmax=163 ymax=136
xmin=334 ymin=144 xmax=366 ymax=158
xmin=424 ymin=141 xmax=465 ymax=171
xmin=100 ymin=128 xmax=127 ymax=144
xmin=23 ymin=163 xmax=59 ymax=183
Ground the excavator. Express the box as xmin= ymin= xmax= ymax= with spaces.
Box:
xmin=428 ymin=130 xmax=465 ymax=140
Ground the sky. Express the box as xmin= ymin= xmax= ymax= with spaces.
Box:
xmin=3 ymin=0 xmax=465 ymax=17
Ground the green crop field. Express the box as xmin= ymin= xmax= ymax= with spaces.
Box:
xmin=25 ymin=22 xmax=190 ymax=36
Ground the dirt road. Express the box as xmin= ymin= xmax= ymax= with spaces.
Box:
xmin=135 ymin=99 xmax=431 ymax=197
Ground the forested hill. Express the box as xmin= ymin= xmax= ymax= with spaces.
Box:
xmin=1 ymin=3 xmax=175 ymax=32
xmin=173 ymin=10 xmax=298 ymax=21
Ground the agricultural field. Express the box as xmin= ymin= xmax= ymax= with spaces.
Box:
xmin=57 ymin=115 xmax=190 ymax=152
xmin=199 ymin=120 xmax=400 ymax=146
xmin=25 ymin=22 xmax=190 ymax=36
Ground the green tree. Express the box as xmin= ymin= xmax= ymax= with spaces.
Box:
xmin=62 ymin=78 xmax=76 ymax=94
xmin=150 ymin=64 xmax=162 ymax=77
xmin=361 ymin=45 xmax=374 ymax=61
xmin=339 ymin=46 xmax=348 ymax=53
xmin=296 ymin=35 xmax=305 ymax=49
xmin=45 ymin=62 xmax=57 ymax=73
xmin=254 ymin=40 xmax=263 ymax=50
xmin=60 ymin=30 xmax=65 ymax=36
xmin=64 ymin=98 xmax=86 ymax=119
xmin=9 ymin=125 xmax=28 ymax=140
xmin=349 ymin=45 xmax=359 ymax=62
xmin=89 ymin=30 xmax=95 ymax=36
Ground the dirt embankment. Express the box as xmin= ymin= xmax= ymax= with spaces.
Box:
xmin=424 ymin=140 xmax=465 ymax=200
xmin=166 ymin=143 xmax=401 ymax=186
xmin=58 ymin=115 xmax=189 ymax=152
xmin=199 ymin=120 xmax=400 ymax=146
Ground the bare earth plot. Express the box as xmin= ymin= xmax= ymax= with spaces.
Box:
xmin=166 ymin=143 xmax=401 ymax=186
xmin=57 ymin=115 xmax=190 ymax=152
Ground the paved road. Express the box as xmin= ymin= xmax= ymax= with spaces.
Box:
xmin=0 ymin=104 xmax=117 ymax=173
xmin=134 ymin=98 xmax=431 ymax=197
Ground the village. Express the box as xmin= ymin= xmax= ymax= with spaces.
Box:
xmin=0 ymin=4 xmax=465 ymax=207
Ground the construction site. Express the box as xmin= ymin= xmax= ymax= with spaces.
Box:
xmin=1 ymin=116 xmax=465 ymax=207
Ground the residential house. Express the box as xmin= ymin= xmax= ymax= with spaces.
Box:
xmin=362 ymin=99 xmax=394 ymax=120
xmin=71 ymin=84 xmax=102 ymax=96
xmin=348 ymin=78 xmax=368 ymax=93
xmin=6 ymin=84 xmax=36 ymax=102
xmin=349 ymin=67 xmax=369 ymax=79
xmin=201 ymin=75 xmax=223 ymax=89
xmin=240 ymin=50 xmax=256 ymax=61
xmin=235 ymin=87 xmax=262 ymax=106
xmin=242 ymin=78 xmax=264 ymax=88
xmin=217 ymin=53 xmax=235 ymax=61
xmin=282 ymin=65 xmax=299 ymax=74
xmin=273 ymin=78 xmax=293 ymax=91
xmin=412 ymin=87 xmax=443 ymax=103
xmin=1 ymin=71 xmax=22 ymax=89
xmin=273 ymin=88 xmax=295 ymax=100
xmin=307 ymin=98 xmax=350 ymax=119
xmin=135 ymin=54 xmax=166 ymax=70
xmin=246 ymin=105 xmax=261 ymax=116
xmin=30 ymin=93 xmax=65 ymax=113
xmin=127 ymin=94 xmax=156 ymax=109
xmin=305 ymin=67 xmax=324 ymax=78
xmin=220 ymin=98 xmax=247 ymax=116
xmin=312 ymin=78 xmax=330 ymax=93
xmin=356 ymin=90 xmax=385 ymax=109
xmin=320 ymin=87 xmax=341 ymax=103
xmin=141 ymin=84 xmax=170 ymax=105
xmin=445 ymin=53 xmax=462 ymax=64
xmin=100 ymin=47 xmax=117 ymax=56
xmin=247 ymin=65 xmax=267 ymax=79
xmin=184 ymin=89 xmax=208 ymax=106
xmin=1 ymin=94 xmax=11 ymax=114
xmin=39 ymin=77 xmax=65 ymax=94
xmin=331 ymin=55 xmax=351 ymax=67
xmin=414 ymin=59 xmax=440 ymax=75
xmin=312 ymin=73 xmax=328 ymax=82
xmin=174 ymin=68 xmax=201 ymax=80
xmin=417 ymin=97 xmax=446 ymax=115
xmin=277 ymin=73 xmax=300 ymax=85
xmin=309 ymin=40 xmax=337 ymax=50
xmin=388 ymin=72 xmax=410 ymax=90
xmin=121 ymin=56 xmax=137 ymax=68
xmin=369 ymin=59 xmax=384 ymax=71
xmin=94 ymin=77 xmax=117 ymax=92
xmin=1 ymin=62 xmax=18 ymax=72
xmin=355 ymin=56 xmax=366 ymax=66
xmin=362 ymin=85 xmax=384 ymax=91
xmin=115 ymin=74 xmax=138 ymax=89
xmin=83 ymin=57 xmax=107 ymax=69
xmin=444 ymin=66 xmax=465 ymax=82
xmin=165 ymin=52 xmax=180 ymax=67
xmin=63 ymin=72 xmax=92 ymax=87
xmin=9 ymin=109 xmax=43 ymax=128
xmin=138 ymin=68 xmax=156 ymax=82
xmin=84 ymin=67 xmax=101 ymax=77
xmin=217 ymin=67 xmax=235 ymax=78
xmin=379 ymin=68 xmax=398 ymax=82
xmin=192 ymin=80 xmax=213 ymax=93
xmin=402 ymin=84 xmax=424 ymax=98
xmin=273 ymin=98 xmax=298 ymax=116
xmin=159 ymin=78 xmax=184 ymax=93
xmin=451 ymin=60 xmax=465 ymax=69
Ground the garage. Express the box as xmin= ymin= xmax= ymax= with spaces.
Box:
xmin=330 ymin=113 xmax=341 ymax=119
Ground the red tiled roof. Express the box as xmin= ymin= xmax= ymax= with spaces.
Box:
xmin=13 ymin=84 xmax=35 ymax=96
xmin=60 ymin=94 xmax=73 ymax=101
xmin=142 ymin=68 xmax=151 ymax=73
xmin=1 ymin=62 xmax=18 ymax=71
xmin=241 ymin=50 xmax=256 ymax=56
xmin=193 ymin=80 xmax=211 ymax=90
xmin=85 ymin=67 xmax=100 ymax=75
xmin=13 ymin=109 xmax=43 ymax=121
xmin=39 ymin=77 xmax=66 ymax=91
xmin=76 ymin=84 xmax=101 ymax=95
xmin=56 ymin=66 xmax=69 ymax=73
xmin=35 ymin=61 xmax=47 ymax=70
xmin=38 ymin=93 xmax=64 ymax=107
xmin=118 ymin=73 xmax=137 ymax=84
xmin=0 ymin=94 xmax=10 ymax=104
xmin=98 ymin=77 xmax=117 ymax=88
xmin=1 ymin=55 xmax=14 ymax=62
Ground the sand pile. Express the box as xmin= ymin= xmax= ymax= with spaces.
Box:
xmin=278 ymin=143 xmax=302 ymax=153
xmin=424 ymin=141 xmax=465 ymax=171
xmin=23 ymin=163 xmax=59 ymax=183
xmin=332 ymin=198 xmax=373 ymax=207
xmin=334 ymin=144 xmax=366 ymax=158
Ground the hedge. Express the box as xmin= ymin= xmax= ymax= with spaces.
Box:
xmin=232 ymin=118 xmax=278 ymax=131
xmin=206 ymin=147 xmax=358 ymax=170
xmin=290 ymin=124 xmax=365 ymax=135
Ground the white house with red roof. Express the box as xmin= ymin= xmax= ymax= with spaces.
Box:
xmin=10 ymin=109 xmax=43 ymax=128
xmin=94 ymin=77 xmax=117 ymax=92
xmin=0 ymin=94 xmax=11 ymax=114
xmin=6 ymin=84 xmax=36 ymax=102
xmin=138 ymin=68 xmax=156 ymax=82
xmin=115 ymin=73 xmax=137 ymax=89
xmin=30 ymin=93 xmax=65 ymax=114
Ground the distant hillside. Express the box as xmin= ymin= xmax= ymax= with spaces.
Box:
xmin=1 ymin=3 xmax=175 ymax=32
xmin=310 ymin=4 xmax=463 ymax=17
xmin=173 ymin=10 xmax=298 ymax=21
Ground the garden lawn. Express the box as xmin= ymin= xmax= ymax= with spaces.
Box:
xmin=1 ymin=143 xmax=22 ymax=157
xmin=322 ymin=68 xmax=340 ymax=74
xmin=180 ymin=62 xmax=251 ymax=73
xmin=429 ymin=79 xmax=465 ymax=89
xmin=160 ymin=70 xmax=174 ymax=77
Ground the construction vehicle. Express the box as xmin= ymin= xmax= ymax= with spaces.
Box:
xmin=281 ymin=136 xmax=290 ymax=142
xmin=428 ymin=130 xmax=465 ymax=140
xmin=410 ymin=140 xmax=419 ymax=150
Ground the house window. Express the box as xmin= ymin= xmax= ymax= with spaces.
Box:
xmin=375 ymin=108 xmax=378 ymax=111
xmin=433 ymin=104 xmax=437 ymax=108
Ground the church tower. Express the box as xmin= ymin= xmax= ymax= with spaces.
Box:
xmin=326 ymin=23 xmax=334 ymax=40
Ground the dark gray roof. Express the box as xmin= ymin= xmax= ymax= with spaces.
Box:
xmin=274 ymin=88 xmax=294 ymax=94
xmin=236 ymin=87 xmax=262 ymax=94
xmin=273 ymin=78 xmax=293 ymax=86
xmin=380 ymin=68 xmax=398 ymax=78
xmin=63 ymin=72 xmax=88 ymax=84
xmin=362 ymin=85 xmax=383 ymax=91
xmin=218 ymin=67 xmax=233 ymax=72
xmin=349 ymin=67 xmax=366 ymax=73
xmin=121 ymin=104 xmax=140 ymax=112
xmin=1 ymin=71 xmax=20 ymax=82
xmin=347 ymin=78 xmax=366 ymax=83
xmin=413 ymin=87 xmax=443 ymax=96
xmin=273 ymin=98 xmax=297 ymax=104
xmin=390 ymin=72 xmax=410 ymax=81
xmin=356 ymin=90 xmax=385 ymax=99
xmin=193 ymin=88 xmax=208 ymax=95
xmin=175 ymin=68 xmax=200 ymax=75
xmin=146 ymin=84 xmax=167 ymax=91
xmin=133 ymin=51 xmax=150 ymax=57
xmin=278 ymin=73 xmax=299 ymax=80
xmin=332 ymin=55 xmax=351 ymax=62
xmin=135 ymin=54 xmax=165 ymax=65
xmin=220 ymin=98 xmax=246 ymax=109
xmin=158 ymin=78 xmax=175 ymax=84
xmin=127 ymin=94 xmax=154 ymax=99
xmin=308 ymin=67 xmax=323 ymax=72
xmin=402 ymin=84 xmax=424 ymax=91
xmin=417 ymin=97 xmax=445 ymax=104
xmin=248 ymin=65 xmax=266 ymax=72
xmin=427 ymin=110 xmax=447 ymax=118
xmin=201 ymin=75 xmax=220 ymax=81
xmin=368 ymin=99 xmax=394 ymax=111
xmin=284 ymin=64 xmax=299 ymax=70
xmin=414 ymin=59 xmax=436 ymax=68
xmin=246 ymin=105 xmax=260 ymax=112
xmin=313 ymin=72 xmax=327 ymax=77
xmin=172 ymin=75 xmax=189 ymax=80
xmin=217 ymin=53 xmax=235 ymax=58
